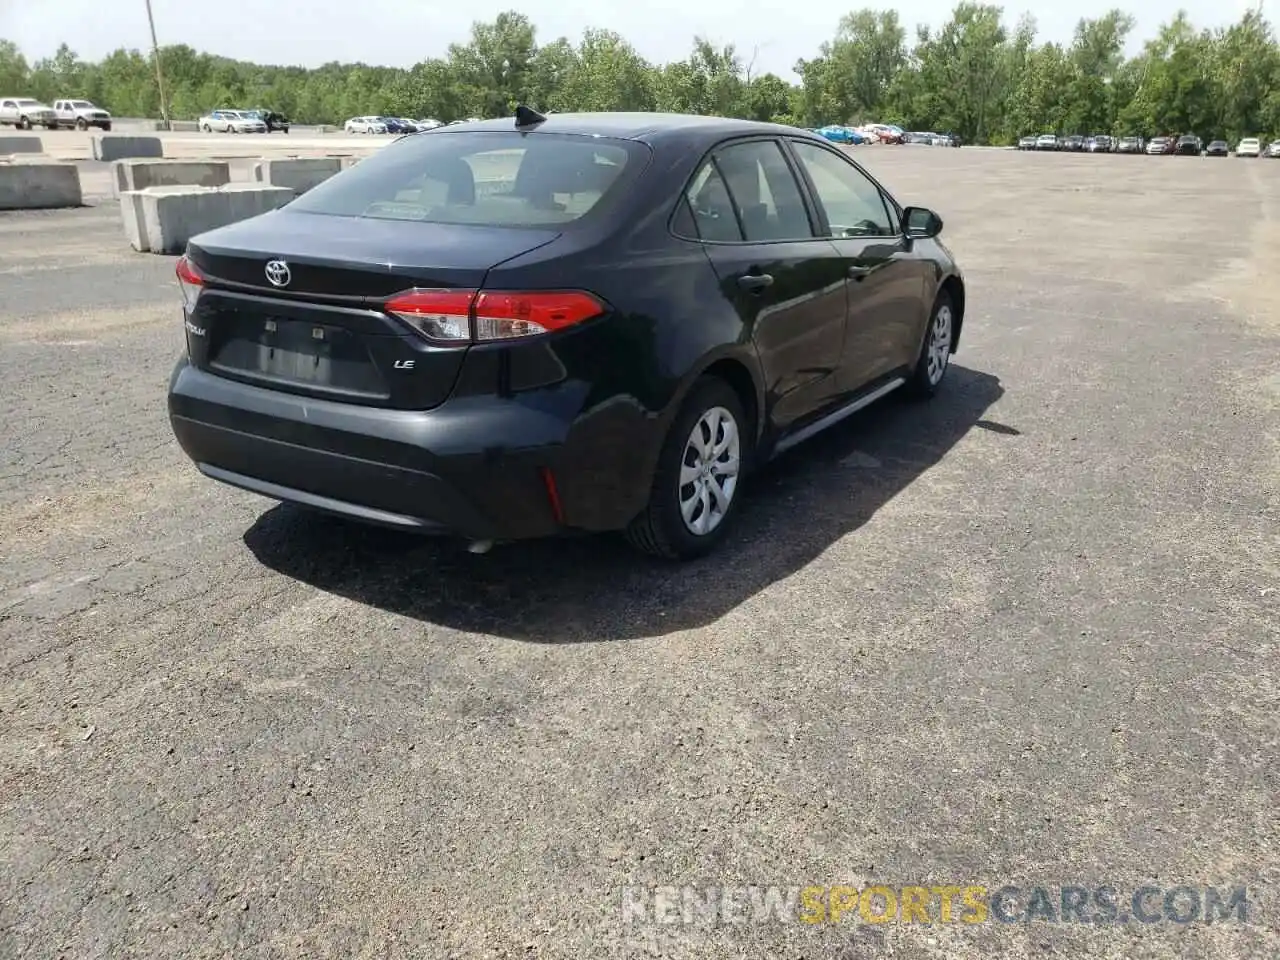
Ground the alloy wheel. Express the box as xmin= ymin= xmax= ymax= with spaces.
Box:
xmin=926 ymin=304 xmax=953 ymax=385
xmin=678 ymin=406 xmax=741 ymax=536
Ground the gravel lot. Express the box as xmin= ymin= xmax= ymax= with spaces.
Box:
xmin=2 ymin=145 xmax=1278 ymax=959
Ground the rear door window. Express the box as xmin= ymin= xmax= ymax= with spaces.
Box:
xmin=710 ymin=140 xmax=814 ymax=242
xmin=290 ymin=131 xmax=641 ymax=227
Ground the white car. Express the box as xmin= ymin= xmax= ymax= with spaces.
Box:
xmin=0 ymin=96 xmax=57 ymax=130
xmin=1235 ymin=137 xmax=1262 ymax=158
xmin=199 ymin=110 xmax=266 ymax=133
xmin=53 ymin=98 xmax=112 ymax=130
xmin=1266 ymin=140 xmax=1280 ymax=158
xmin=345 ymin=116 xmax=388 ymax=134
xmin=416 ymin=118 xmax=443 ymax=130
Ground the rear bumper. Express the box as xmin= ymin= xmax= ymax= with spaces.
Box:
xmin=167 ymin=359 xmax=661 ymax=539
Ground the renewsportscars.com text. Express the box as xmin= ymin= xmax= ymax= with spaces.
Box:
xmin=621 ymin=884 xmax=1251 ymax=926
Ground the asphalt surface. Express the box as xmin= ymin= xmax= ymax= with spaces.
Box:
xmin=2 ymin=145 xmax=1278 ymax=960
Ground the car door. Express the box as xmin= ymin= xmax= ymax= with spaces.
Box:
xmin=785 ymin=138 xmax=931 ymax=392
xmin=681 ymin=137 xmax=848 ymax=432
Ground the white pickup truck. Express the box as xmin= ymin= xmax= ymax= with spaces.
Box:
xmin=53 ymin=99 xmax=112 ymax=131
xmin=0 ymin=97 xmax=58 ymax=130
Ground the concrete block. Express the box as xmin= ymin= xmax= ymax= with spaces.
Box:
xmin=0 ymin=162 xmax=83 ymax=210
xmin=120 ymin=184 xmax=294 ymax=254
xmin=169 ymin=120 xmax=199 ymax=132
xmin=252 ymin=157 xmax=342 ymax=194
xmin=113 ymin=159 xmax=231 ymax=197
xmin=92 ymin=135 xmax=164 ymax=161
xmin=0 ymin=136 xmax=44 ymax=154
xmin=339 ymin=157 xmax=362 ymax=170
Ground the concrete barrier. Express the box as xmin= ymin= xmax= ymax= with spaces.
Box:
xmin=0 ymin=136 xmax=44 ymax=155
xmin=92 ymin=135 xmax=164 ymax=162
xmin=252 ymin=157 xmax=342 ymax=194
xmin=0 ymin=163 xmax=83 ymax=210
xmin=120 ymin=184 xmax=293 ymax=254
xmin=339 ymin=157 xmax=363 ymax=170
xmin=113 ymin=159 xmax=231 ymax=197
xmin=169 ymin=120 xmax=200 ymax=133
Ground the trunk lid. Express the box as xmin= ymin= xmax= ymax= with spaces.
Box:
xmin=185 ymin=210 xmax=561 ymax=410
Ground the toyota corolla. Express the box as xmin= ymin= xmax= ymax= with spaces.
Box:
xmin=167 ymin=108 xmax=966 ymax=559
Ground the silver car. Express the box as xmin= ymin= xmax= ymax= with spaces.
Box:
xmin=198 ymin=110 xmax=267 ymax=133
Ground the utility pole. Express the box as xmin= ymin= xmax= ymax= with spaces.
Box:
xmin=144 ymin=0 xmax=170 ymax=130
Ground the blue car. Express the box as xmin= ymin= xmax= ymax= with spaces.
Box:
xmin=815 ymin=125 xmax=864 ymax=145
xmin=380 ymin=117 xmax=415 ymax=134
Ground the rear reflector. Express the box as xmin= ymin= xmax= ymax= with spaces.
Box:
xmin=384 ymin=289 xmax=607 ymax=344
xmin=175 ymin=255 xmax=204 ymax=312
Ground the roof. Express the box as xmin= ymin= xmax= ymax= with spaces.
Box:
xmin=441 ymin=111 xmax=822 ymax=146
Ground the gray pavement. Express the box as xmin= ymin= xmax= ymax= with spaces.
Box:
xmin=1 ymin=146 xmax=1278 ymax=959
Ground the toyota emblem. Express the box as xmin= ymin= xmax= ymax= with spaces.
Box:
xmin=264 ymin=259 xmax=291 ymax=287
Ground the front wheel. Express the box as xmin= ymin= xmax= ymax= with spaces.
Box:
xmin=625 ymin=377 xmax=749 ymax=560
xmin=906 ymin=291 xmax=955 ymax=399
xmin=17 ymin=116 xmax=30 ymax=130
xmin=75 ymin=117 xmax=87 ymax=130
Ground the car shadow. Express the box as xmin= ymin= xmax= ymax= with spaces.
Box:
xmin=243 ymin=365 xmax=1008 ymax=642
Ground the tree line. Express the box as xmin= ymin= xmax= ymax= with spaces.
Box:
xmin=2 ymin=4 xmax=1278 ymax=144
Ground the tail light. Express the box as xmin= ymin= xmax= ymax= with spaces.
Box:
xmin=175 ymin=255 xmax=204 ymax=312
xmin=384 ymin=289 xmax=607 ymax=344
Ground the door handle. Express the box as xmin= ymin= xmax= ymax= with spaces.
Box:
xmin=737 ymin=273 xmax=774 ymax=292
xmin=847 ymin=264 xmax=872 ymax=280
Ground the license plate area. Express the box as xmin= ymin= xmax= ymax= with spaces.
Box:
xmin=209 ymin=313 xmax=389 ymax=398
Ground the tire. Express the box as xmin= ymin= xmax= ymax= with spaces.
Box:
xmin=18 ymin=116 xmax=30 ymax=130
xmin=905 ymin=290 xmax=955 ymax=399
xmin=202 ymin=124 xmax=211 ymax=133
xmin=75 ymin=118 xmax=87 ymax=130
xmin=625 ymin=376 xmax=750 ymax=560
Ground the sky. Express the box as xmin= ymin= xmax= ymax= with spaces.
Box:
xmin=0 ymin=0 xmax=1267 ymax=82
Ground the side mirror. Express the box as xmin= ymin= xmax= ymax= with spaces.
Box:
xmin=903 ymin=206 xmax=944 ymax=239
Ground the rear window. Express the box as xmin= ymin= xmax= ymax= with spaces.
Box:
xmin=290 ymin=131 xmax=640 ymax=227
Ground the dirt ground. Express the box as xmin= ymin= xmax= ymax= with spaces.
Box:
xmin=1 ymin=144 xmax=1277 ymax=959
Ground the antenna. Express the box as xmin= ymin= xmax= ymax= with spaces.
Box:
xmin=514 ymin=104 xmax=547 ymax=130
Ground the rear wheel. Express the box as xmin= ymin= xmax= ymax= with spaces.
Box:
xmin=906 ymin=291 xmax=954 ymax=399
xmin=625 ymin=377 xmax=748 ymax=560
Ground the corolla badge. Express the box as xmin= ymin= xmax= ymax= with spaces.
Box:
xmin=264 ymin=259 xmax=291 ymax=287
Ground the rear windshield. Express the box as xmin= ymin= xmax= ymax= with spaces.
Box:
xmin=290 ymin=131 xmax=642 ymax=227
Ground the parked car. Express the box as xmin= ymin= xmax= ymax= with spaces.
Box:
xmin=199 ymin=110 xmax=266 ymax=133
xmin=1266 ymin=140 xmax=1280 ymax=158
xmin=1205 ymin=140 xmax=1229 ymax=157
xmin=942 ymin=132 xmax=961 ymax=147
xmin=1175 ymin=134 xmax=1202 ymax=155
xmin=1236 ymin=137 xmax=1262 ymax=158
xmin=1062 ymin=134 xmax=1086 ymax=151
xmin=242 ymin=108 xmax=290 ymax=133
xmin=344 ymin=116 xmax=388 ymax=134
xmin=416 ymin=118 xmax=443 ymax=130
xmin=816 ymin=125 xmax=859 ymax=144
xmin=1116 ymin=135 xmax=1143 ymax=153
xmin=1145 ymin=136 xmax=1169 ymax=155
xmin=379 ymin=117 xmax=415 ymax=134
xmin=53 ymin=98 xmax=111 ymax=130
xmin=1017 ymin=135 xmax=1037 ymax=150
xmin=1088 ymin=135 xmax=1113 ymax=152
xmin=867 ymin=124 xmax=904 ymax=144
xmin=1035 ymin=133 xmax=1058 ymax=150
xmin=167 ymin=109 xmax=967 ymax=560
xmin=0 ymin=96 xmax=57 ymax=129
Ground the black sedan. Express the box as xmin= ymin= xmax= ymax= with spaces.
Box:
xmin=167 ymin=109 xmax=966 ymax=559
xmin=1175 ymin=134 xmax=1202 ymax=155
xmin=1205 ymin=140 xmax=1229 ymax=156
